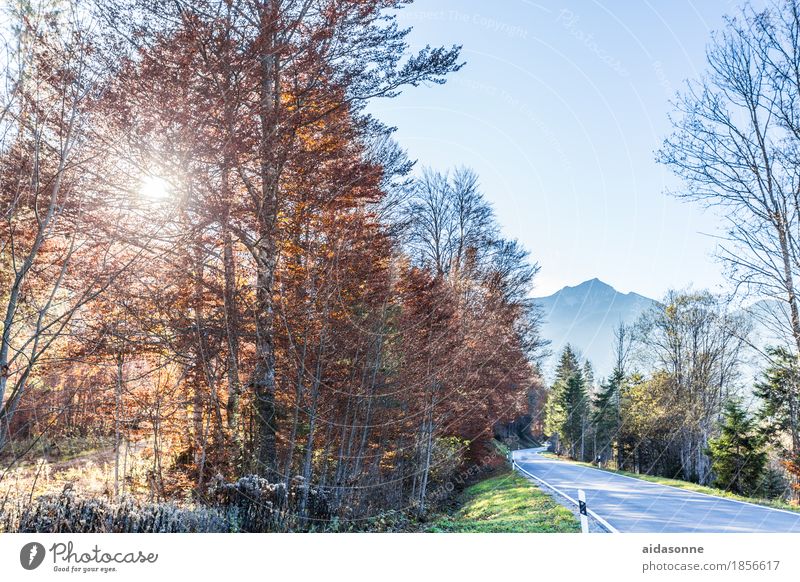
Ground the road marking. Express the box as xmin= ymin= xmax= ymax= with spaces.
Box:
xmin=533 ymin=451 xmax=800 ymax=519
xmin=511 ymin=457 xmax=620 ymax=533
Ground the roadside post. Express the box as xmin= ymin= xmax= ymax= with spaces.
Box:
xmin=578 ymin=489 xmax=589 ymax=534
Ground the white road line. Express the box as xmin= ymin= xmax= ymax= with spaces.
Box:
xmin=511 ymin=458 xmax=620 ymax=533
xmin=530 ymin=450 xmax=800 ymax=518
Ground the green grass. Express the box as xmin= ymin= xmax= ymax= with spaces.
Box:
xmin=427 ymin=470 xmax=580 ymax=533
xmin=541 ymin=452 xmax=800 ymax=514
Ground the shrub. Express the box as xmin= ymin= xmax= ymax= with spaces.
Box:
xmin=1 ymin=475 xmax=333 ymax=533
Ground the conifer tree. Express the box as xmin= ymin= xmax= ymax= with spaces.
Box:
xmin=544 ymin=345 xmax=588 ymax=458
xmin=593 ymin=367 xmax=623 ymax=464
xmin=707 ymin=400 xmax=767 ymax=496
xmin=560 ymin=371 xmax=589 ymax=460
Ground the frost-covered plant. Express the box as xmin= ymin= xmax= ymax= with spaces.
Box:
xmin=1 ymin=474 xmax=333 ymax=533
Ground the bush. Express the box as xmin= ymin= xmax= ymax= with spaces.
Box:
xmin=207 ymin=474 xmax=332 ymax=531
xmin=1 ymin=475 xmax=333 ymax=533
xmin=2 ymin=490 xmax=231 ymax=533
xmin=756 ymin=465 xmax=790 ymax=501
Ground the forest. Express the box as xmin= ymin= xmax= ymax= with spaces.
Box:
xmin=0 ymin=0 xmax=547 ymax=532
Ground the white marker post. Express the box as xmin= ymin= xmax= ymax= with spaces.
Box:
xmin=578 ymin=489 xmax=589 ymax=534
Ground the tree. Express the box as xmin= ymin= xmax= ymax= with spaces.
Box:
xmin=755 ymin=347 xmax=800 ymax=499
xmin=403 ymin=167 xmax=496 ymax=279
xmin=659 ymin=0 xmax=800 ymax=374
xmin=635 ymin=291 xmax=747 ymax=483
xmin=593 ymin=323 xmax=631 ymax=466
xmin=96 ymin=0 xmax=463 ymax=478
xmin=560 ymin=371 xmax=589 ymax=460
xmin=593 ymin=367 xmax=623 ymax=465
xmin=707 ymin=400 xmax=767 ymax=496
xmin=0 ymin=1 xmax=132 ymax=450
xmin=617 ymin=371 xmax=683 ymax=475
xmin=0 ymin=0 xmax=546 ymax=527
xmin=545 ymin=345 xmax=589 ymax=459
xmin=659 ymin=1 xmax=800 ymax=494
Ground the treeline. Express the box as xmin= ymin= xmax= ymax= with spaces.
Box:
xmin=545 ymin=291 xmax=797 ymax=501
xmin=0 ymin=0 xmax=545 ymax=525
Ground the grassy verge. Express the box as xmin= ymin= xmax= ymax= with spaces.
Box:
xmin=427 ymin=469 xmax=579 ymax=533
xmin=541 ymin=452 xmax=800 ymax=513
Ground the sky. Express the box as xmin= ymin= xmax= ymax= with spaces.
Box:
xmin=369 ymin=0 xmax=763 ymax=299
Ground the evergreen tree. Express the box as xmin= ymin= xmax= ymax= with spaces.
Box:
xmin=560 ymin=370 xmax=589 ymax=460
xmin=707 ymin=400 xmax=767 ymax=496
xmin=544 ymin=345 xmax=580 ymax=453
xmin=755 ymin=347 xmax=800 ymax=457
xmin=593 ymin=367 xmax=623 ymax=464
xmin=754 ymin=347 xmax=800 ymax=501
xmin=581 ymin=359 xmax=595 ymax=461
xmin=582 ymin=360 xmax=595 ymax=392
xmin=544 ymin=345 xmax=589 ymax=459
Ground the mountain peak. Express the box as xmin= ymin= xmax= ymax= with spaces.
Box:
xmin=571 ymin=277 xmax=613 ymax=290
xmin=550 ymin=278 xmax=617 ymax=299
xmin=535 ymin=279 xmax=657 ymax=378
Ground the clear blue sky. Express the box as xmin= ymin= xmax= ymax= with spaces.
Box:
xmin=370 ymin=0 xmax=761 ymax=299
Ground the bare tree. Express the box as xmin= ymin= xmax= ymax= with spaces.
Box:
xmin=403 ymin=167 xmax=496 ymax=279
xmin=658 ymin=0 xmax=800 ymax=356
xmin=635 ymin=291 xmax=748 ymax=483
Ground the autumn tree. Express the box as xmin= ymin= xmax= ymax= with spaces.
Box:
xmin=0 ymin=1 xmax=132 ymax=451
xmin=0 ymin=0 xmax=545 ymax=527
xmin=634 ymin=291 xmax=747 ymax=483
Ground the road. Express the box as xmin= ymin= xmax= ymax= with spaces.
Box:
xmin=512 ymin=448 xmax=800 ymax=533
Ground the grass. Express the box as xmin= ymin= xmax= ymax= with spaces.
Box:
xmin=541 ymin=452 xmax=800 ymax=514
xmin=0 ymin=437 xmax=153 ymax=504
xmin=0 ymin=434 xmax=112 ymax=466
xmin=427 ymin=469 xmax=580 ymax=533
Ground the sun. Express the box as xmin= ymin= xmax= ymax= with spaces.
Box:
xmin=138 ymin=175 xmax=171 ymax=200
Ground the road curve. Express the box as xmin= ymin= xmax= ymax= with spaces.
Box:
xmin=512 ymin=448 xmax=800 ymax=533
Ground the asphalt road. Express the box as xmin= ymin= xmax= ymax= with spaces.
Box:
xmin=512 ymin=448 xmax=800 ymax=533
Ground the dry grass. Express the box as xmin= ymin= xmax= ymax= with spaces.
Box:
xmin=0 ymin=438 xmax=154 ymax=508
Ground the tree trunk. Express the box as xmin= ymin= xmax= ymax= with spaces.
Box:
xmin=250 ymin=2 xmax=281 ymax=478
xmin=252 ymin=239 xmax=278 ymax=477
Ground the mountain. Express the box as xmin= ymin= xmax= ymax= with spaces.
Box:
xmin=535 ymin=278 xmax=657 ymax=380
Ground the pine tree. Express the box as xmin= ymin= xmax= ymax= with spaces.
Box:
xmin=582 ymin=360 xmax=595 ymax=392
xmin=754 ymin=347 xmax=800 ymax=501
xmin=560 ymin=371 xmax=589 ymax=460
xmin=593 ymin=367 xmax=623 ymax=465
xmin=755 ymin=347 xmax=800 ymax=456
xmin=544 ymin=346 xmax=589 ymax=459
xmin=707 ymin=400 xmax=767 ymax=496
xmin=544 ymin=345 xmax=579 ymax=453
